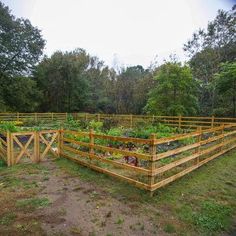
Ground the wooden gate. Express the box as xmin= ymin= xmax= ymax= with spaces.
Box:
xmin=11 ymin=132 xmax=35 ymax=164
xmin=38 ymin=130 xmax=59 ymax=161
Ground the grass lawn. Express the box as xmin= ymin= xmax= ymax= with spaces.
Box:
xmin=0 ymin=150 xmax=235 ymax=235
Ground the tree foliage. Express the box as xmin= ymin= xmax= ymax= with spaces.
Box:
xmin=0 ymin=1 xmax=45 ymax=112
xmin=145 ymin=62 xmax=199 ymax=116
xmin=184 ymin=5 xmax=236 ymax=115
xmin=214 ymin=62 xmax=236 ymax=116
xmin=0 ymin=2 xmax=45 ymax=77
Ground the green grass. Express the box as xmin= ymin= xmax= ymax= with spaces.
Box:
xmin=0 ymin=212 xmax=16 ymax=226
xmin=193 ymin=200 xmax=232 ymax=232
xmin=164 ymin=223 xmax=176 ymax=233
xmin=16 ymin=197 xmax=50 ymax=210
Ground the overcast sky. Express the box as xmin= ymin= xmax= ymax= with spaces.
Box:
xmin=2 ymin=0 xmax=235 ymax=68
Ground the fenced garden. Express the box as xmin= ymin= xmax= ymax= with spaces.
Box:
xmin=1 ymin=113 xmax=236 ymax=194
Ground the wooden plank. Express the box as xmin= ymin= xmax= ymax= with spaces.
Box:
xmin=11 ymin=131 xmax=35 ymax=136
xmin=62 ymin=137 xmax=90 ymax=147
xmin=62 ymin=130 xmax=89 ymax=137
xmin=0 ymin=136 xmax=7 ymax=146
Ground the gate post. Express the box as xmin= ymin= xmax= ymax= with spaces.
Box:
xmin=58 ymin=129 xmax=63 ymax=157
xmin=195 ymin=126 xmax=202 ymax=164
xmin=149 ymin=133 xmax=156 ymax=196
xmin=211 ymin=116 xmax=215 ymax=128
xmin=34 ymin=131 xmax=40 ymax=163
xmin=178 ymin=116 xmax=182 ymax=129
xmin=7 ymin=132 xmax=12 ymax=166
xmin=220 ymin=124 xmax=225 ymax=151
xmin=89 ymin=129 xmax=94 ymax=163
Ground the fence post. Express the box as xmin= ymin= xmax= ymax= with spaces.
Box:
xmin=149 ymin=133 xmax=156 ymax=196
xmin=34 ymin=131 xmax=40 ymax=163
xmin=130 ymin=114 xmax=133 ymax=128
xmin=34 ymin=113 xmax=38 ymax=122
xmin=220 ymin=124 xmax=225 ymax=151
xmin=211 ymin=116 xmax=215 ymax=128
xmin=17 ymin=112 xmax=19 ymax=122
xmin=6 ymin=132 xmax=12 ymax=166
xmin=178 ymin=115 xmax=182 ymax=129
xmin=58 ymin=129 xmax=63 ymax=157
xmin=89 ymin=129 xmax=94 ymax=163
xmin=10 ymin=133 xmax=14 ymax=165
xmin=152 ymin=115 xmax=155 ymax=124
xmin=97 ymin=114 xmax=100 ymax=122
xmin=195 ymin=126 xmax=202 ymax=164
xmin=51 ymin=112 xmax=54 ymax=120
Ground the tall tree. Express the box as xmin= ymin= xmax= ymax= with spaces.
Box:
xmin=0 ymin=1 xmax=45 ymax=111
xmin=183 ymin=5 xmax=236 ymax=115
xmin=0 ymin=2 xmax=45 ymax=77
xmin=144 ymin=62 xmax=199 ymax=116
xmin=113 ymin=65 xmax=151 ymax=114
xmin=214 ymin=62 xmax=236 ymax=117
xmin=34 ymin=49 xmax=114 ymax=113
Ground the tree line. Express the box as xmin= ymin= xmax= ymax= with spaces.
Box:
xmin=0 ymin=2 xmax=235 ymax=116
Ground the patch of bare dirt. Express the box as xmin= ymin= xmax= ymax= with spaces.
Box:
xmin=36 ymin=160 xmax=162 ymax=236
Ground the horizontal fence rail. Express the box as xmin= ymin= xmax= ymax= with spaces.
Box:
xmin=0 ymin=112 xmax=67 ymax=121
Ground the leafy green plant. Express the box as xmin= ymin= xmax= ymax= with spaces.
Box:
xmin=193 ymin=201 xmax=232 ymax=232
xmin=0 ymin=122 xmax=19 ymax=132
xmin=89 ymin=120 xmax=103 ymax=131
xmin=180 ymin=137 xmax=196 ymax=145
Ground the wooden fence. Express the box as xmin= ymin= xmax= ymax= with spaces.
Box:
xmin=1 ymin=125 xmax=236 ymax=194
xmin=73 ymin=113 xmax=236 ymax=129
xmin=0 ymin=113 xmax=67 ymax=121
xmin=1 ymin=112 xmax=236 ymax=129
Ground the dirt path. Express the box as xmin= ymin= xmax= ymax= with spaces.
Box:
xmin=37 ymin=160 xmax=161 ymax=236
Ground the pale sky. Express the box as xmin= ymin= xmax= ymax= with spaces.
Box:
xmin=2 ymin=0 xmax=235 ymax=68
